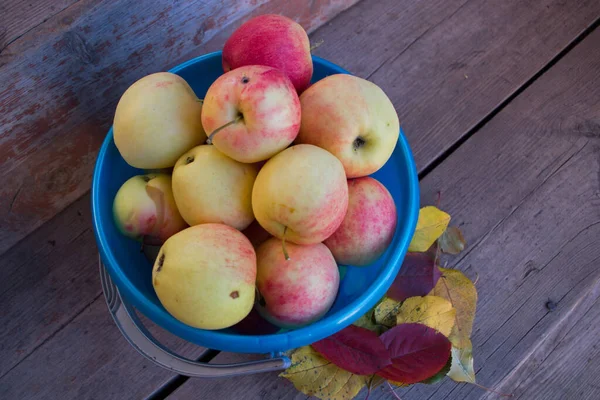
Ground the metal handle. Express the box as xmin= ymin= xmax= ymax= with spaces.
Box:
xmin=99 ymin=258 xmax=290 ymax=377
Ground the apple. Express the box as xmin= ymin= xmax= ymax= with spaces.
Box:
xmin=296 ymin=74 xmax=400 ymax=178
xmin=172 ymin=145 xmax=258 ymax=231
xmin=325 ymin=177 xmax=397 ymax=266
xmin=201 ymin=65 xmax=301 ymax=163
xmin=113 ymin=72 xmax=206 ymax=169
xmin=152 ymin=224 xmax=256 ymax=330
xmin=252 ymin=144 xmax=348 ymax=245
xmin=113 ymin=174 xmax=187 ymax=244
xmin=222 ymin=14 xmax=313 ymax=93
xmin=255 ymin=238 xmax=339 ymax=328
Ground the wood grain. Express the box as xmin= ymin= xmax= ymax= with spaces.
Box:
xmin=0 ymin=296 xmax=207 ymax=399
xmin=0 ymin=0 xmax=359 ymax=256
xmin=0 ymin=0 xmax=78 ymax=50
xmin=170 ymin=18 xmax=600 ymax=400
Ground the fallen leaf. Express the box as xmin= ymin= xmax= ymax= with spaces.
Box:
xmin=431 ymin=267 xmax=478 ymax=348
xmin=422 ymin=354 xmax=452 ymax=385
xmin=376 ymin=323 xmax=452 ymax=384
xmin=280 ymin=346 xmax=367 ymax=400
xmin=312 ymin=325 xmax=392 ymax=375
xmin=353 ymin=308 xmax=385 ymax=335
xmin=439 ymin=227 xmax=466 ymax=254
xmin=387 ymin=253 xmax=442 ymax=301
xmin=374 ymin=297 xmax=402 ymax=328
xmin=448 ymin=339 xmax=476 ymax=383
xmin=408 ymin=206 xmax=451 ymax=252
xmin=395 ymin=296 xmax=456 ymax=337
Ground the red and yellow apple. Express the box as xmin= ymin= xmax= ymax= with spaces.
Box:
xmin=325 ymin=177 xmax=397 ymax=266
xmin=172 ymin=145 xmax=257 ymax=230
xmin=113 ymin=174 xmax=187 ymax=244
xmin=113 ymin=72 xmax=205 ymax=169
xmin=152 ymin=224 xmax=256 ymax=330
xmin=222 ymin=14 xmax=313 ymax=93
xmin=201 ymin=65 xmax=301 ymax=163
xmin=256 ymin=238 xmax=339 ymax=328
xmin=252 ymin=144 xmax=348 ymax=245
xmin=296 ymin=74 xmax=400 ymax=178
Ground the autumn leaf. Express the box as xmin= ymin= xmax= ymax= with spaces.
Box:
xmin=408 ymin=206 xmax=451 ymax=252
xmin=448 ymin=339 xmax=476 ymax=383
xmin=374 ymin=297 xmax=402 ymax=328
xmin=280 ymin=346 xmax=367 ymax=400
xmin=387 ymin=252 xmax=442 ymax=301
xmin=422 ymin=355 xmax=452 ymax=385
xmin=439 ymin=227 xmax=466 ymax=254
xmin=353 ymin=308 xmax=385 ymax=335
xmin=312 ymin=325 xmax=392 ymax=375
xmin=395 ymin=296 xmax=456 ymax=337
xmin=377 ymin=323 xmax=452 ymax=384
xmin=431 ymin=267 xmax=477 ymax=348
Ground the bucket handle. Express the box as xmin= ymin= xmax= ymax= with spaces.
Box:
xmin=99 ymin=259 xmax=291 ymax=377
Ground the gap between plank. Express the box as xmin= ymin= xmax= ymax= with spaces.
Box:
xmin=145 ymin=349 xmax=220 ymax=400
xmin=417 ymin=16 xmax=600 ymax=181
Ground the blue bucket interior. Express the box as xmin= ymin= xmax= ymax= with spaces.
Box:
xmin=91 ymin=52 xmax=420 ymax=354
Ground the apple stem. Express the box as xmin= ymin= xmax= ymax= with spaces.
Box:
xmin=206 ymin=115 xmax=243 ymax=145
xmin=282 ymin=226 xmax=291 ymax=261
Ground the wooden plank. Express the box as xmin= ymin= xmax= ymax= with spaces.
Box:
xmin=4 ymin=0 xmax=599 ymax=259
xmin=0 ymin=296 xmax=206 ymax=399
xmin=0 ymin=0 xmax=78 ymax=50
xmin=169 ymin=21 xmax=600 ymax=400
xmin=0 ymin=0 xmax=360 ymax=256
xmin=512 ymin=292 xmax=600 ymax=399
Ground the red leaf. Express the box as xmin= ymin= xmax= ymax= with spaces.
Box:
xmin=312 ymin=325 xmax=392 ymax=375
xmin=387 ymin=253 xmax=442 ymax=301
xmin=377 ymin=323 xmax=452 ymax=384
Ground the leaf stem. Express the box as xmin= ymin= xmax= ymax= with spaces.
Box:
xmin=282 ymin=226 xmax=290 ymax=261
xmin=386 ymin=381 xmax=403 ymax=400
xmin=470 ymin=382 xmax=514 ymax=397
xmin=206 ymin=114 xmax=243 ymax=144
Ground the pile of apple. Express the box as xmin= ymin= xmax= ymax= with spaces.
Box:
xmin=111 ymin=15 xmax=400 ymax=332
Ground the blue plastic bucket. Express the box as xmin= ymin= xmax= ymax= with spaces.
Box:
xmin=91 ymin=51 xmax=419 ymax=354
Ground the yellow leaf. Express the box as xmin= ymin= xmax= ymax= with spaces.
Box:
xmin=280 ymin=346 xmax=367 ymax=400
xmin=395 ymin=296 xmax=456 ymax=337
xmin=431 ymin=267 xmax=477 ymax=348
xmin=388 ymin=380 xmax=409 ymax=387
xmin=408 ymin=206 xmax=451 ymax=252
xmin=448 ymin=339 xmax=476 ymax=383
xmin=353 ymin=309 xmax=384 ymax=335
xmin=373 ymin=297 xmax=402 ymax=327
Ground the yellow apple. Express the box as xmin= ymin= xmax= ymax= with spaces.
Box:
xmin=252 ymin=144 xmax=348 ymax=245
xmin=256 ymin=238 xmax=339 ymax=328
xmin=172 ymin=145 xmax=258 ymax=230
xmin=114 ymin=72 xmax=206 ymax=169
xmin=296 ymin=74 xmax=400 ymax=178
xmin=113 ymin=173 xmax=187 ymax=244
xmin=152 ymin=223 xmax=256 ymax=330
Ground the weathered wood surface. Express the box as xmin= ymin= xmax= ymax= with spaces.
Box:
xmin=0 ymin=0 xmax=360 ymax=256
xmin=0 ymin=0 xmax=78 ymax=49
xmin=2 ymin=0 xmax=600 ymax=258
xmin=0 ymin=191 xmax=206 ymax=398
xmin=2 ymin=0 xmax=599 ymax=398
xmin=170 ymin=18 xmax=600 ymax=400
